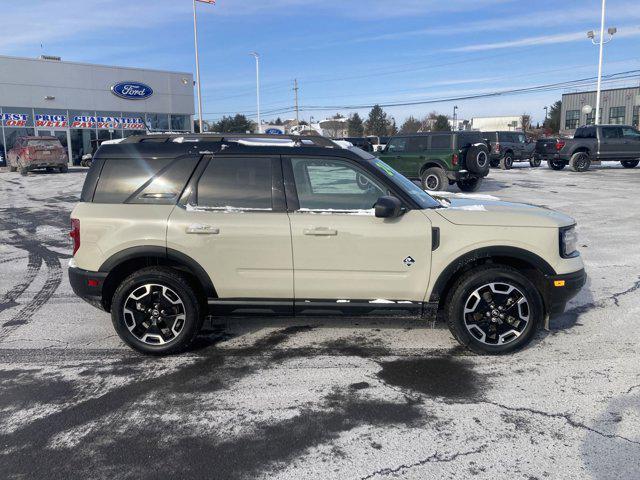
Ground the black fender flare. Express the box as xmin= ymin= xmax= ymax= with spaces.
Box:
xmin=99 ymin=246 xmax=216 ymax=297
xmin=419 ymin=159 xmax=449 ymax=175
xmin=428 ymin=246 xmax=556 ymax=303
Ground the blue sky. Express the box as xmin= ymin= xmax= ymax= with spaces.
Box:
xmin=3 ymin=0 xmax=640 ymax=125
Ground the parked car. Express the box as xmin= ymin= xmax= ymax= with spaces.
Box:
xmin=69 ymin=133 xmax=585 ymax=356
xmin=542 ymin=125 xmax=640 ymax=172
xmin=7 ymin=136 xmax=68 ymax=175
xmin=376 ymin=131 xmax=490 ymax=192
xmin=482 ymin=131 xmax=538 ymax=169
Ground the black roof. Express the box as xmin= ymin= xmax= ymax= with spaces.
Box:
xmin=94 ymin=133 xmax=370 ymax=161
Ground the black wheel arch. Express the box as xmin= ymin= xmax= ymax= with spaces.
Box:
xmin=419 ymin=160 xmax=448 ymax=175
xmin=99 ymin=246 xmax=216 ymax=312
xmin=429 ymin=246 xmax=556 ymax=313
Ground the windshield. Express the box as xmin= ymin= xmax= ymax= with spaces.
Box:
xmin=27 ymin=139 xmax=61 ymax=147
xmin=368 ymin=158 xmax=441 ymax=209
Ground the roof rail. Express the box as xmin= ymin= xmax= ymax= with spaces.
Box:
xmin=121 ymin=132 xmax=339 ymax=148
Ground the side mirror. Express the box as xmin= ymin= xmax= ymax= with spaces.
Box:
xmin=375 ymin=196 xmax=403 ymax=218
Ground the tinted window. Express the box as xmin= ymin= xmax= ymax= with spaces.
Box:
xmin=430 ymin=135 xmax=451 ymax=149
xmin=291 ymin=157 xmax=385 ymax=211
xmin=575 ymin=127 xmax=596 ymax=139
xmin=622 ymin=127 xmax=640 ymax=138
xmin=93 ymin=156 xmax=197 ymax=204
xmin=407 ymin=137 xmax=428 ymax=152
xmin=386 ymin=137 xmax=407 ymax=153
xmin=458 ymin=132 xmax=484 ymax=147
xmin=482 ymin=132 xmax=496 ymax=143
xmin=196 ymin=157 xmax=272 ymax=210
xmin=602 ymin=127 xmax=623 ymax=139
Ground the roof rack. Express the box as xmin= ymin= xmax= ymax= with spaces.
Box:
xmin=121 ymin=132 xmax=339 ymax=148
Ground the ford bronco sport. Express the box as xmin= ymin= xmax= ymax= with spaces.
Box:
xmin=69 ymin=134 xmax=586 ymax=355
xmin=377 ymin=132 xmax=490 ymax=192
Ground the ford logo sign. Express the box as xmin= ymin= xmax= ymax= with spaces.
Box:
xmin=111 ymin=82 xmax=153 ymax=100
xmin=265 ymin=127 xmax=284 ymax=135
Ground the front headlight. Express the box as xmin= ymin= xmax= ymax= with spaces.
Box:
xmin=560 ymin=225 xmax=579 ymax=258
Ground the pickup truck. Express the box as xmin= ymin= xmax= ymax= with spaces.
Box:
xmin=536 ymin=124 xmax=640 ymax=172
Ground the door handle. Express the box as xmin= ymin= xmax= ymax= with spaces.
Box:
xmin=186 ymin=224 xmax=220 ymax=234
xmin=303 ymin=227 xmax=337 ymax=236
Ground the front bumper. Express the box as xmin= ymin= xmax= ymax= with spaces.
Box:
xmin=545 ymin=268 xmax=587 ymax=315
xmin=69 ymin=266 xmax=108 ymax=310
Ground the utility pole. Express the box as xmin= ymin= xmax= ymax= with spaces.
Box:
xmin=192 ymin=0 xmax=204 ymax=133
xmin=293 ymin=79 xmax=300 ymax=126
xmin=250 ymin=52 xmax=261 ymax=133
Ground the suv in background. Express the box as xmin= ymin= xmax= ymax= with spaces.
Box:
xmin=543 ymin=125 xmax=640 ymax=172
xmin=7 ymin=136 xmax=69 ymax=175
xmin=69 ymin=133 xmax=585 ymax=356
xmin=483 ymin=131 xmax=538 ymax=169
xmin=377 ymin=131 xmax=490 ymax=192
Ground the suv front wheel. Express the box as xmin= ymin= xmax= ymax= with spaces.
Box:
xmin=446 ymin=265 xmax=543 ymax=354
xmin=421 ymin=167 xmax=448 ymax=191
xmin=111 ymin=267 xmax=203 ymax=355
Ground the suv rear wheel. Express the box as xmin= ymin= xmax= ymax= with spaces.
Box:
xmin=621 ymin=160 xmax=639 ymax=169
xmin=446 ymin=265 xmax=542 ymax=354
xmin=529 ymin=155 xmax=542 ymax=167
xmin=421 ymin=167 xmax=448 ymax=191
xmin=569 ymin=152 xmax=590 ymax=172
xmin=111 ymin=267 xmax=203 ymax=355
xmin=456 ymin=178 xmax=481 ymax=192
xmin=500 ymin=153 xmax=514 ymax=170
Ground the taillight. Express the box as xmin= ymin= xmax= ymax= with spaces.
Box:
xmin=70 ymin=218 xmax=80 ymax=255
xmin=555 ymin=140 xmax=565 ymax=151
xmin=452 ymin=153 xmax=459 ymax=166
xmin=494 ymin=142 xmax=501 ymax=153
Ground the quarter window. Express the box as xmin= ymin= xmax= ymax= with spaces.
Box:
xmin=609 ymin=106 xmax=626 ymax=125
xmin=291 ymin=157 xmax=385 ymax=211
xmin=196 ymin=157 xmax=273 ymax=210
xmin=622 ymin=127 xmax=640 ymax=139
xmin=565 ymin=110 xmax=580 ymax=129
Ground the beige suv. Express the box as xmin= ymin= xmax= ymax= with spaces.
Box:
xmin=69 ymin=134 xmax=586 ymax=355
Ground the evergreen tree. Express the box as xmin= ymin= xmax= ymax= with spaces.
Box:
xmin=432 ymin=115 xmax=451 ymax=132
xmin=347 ymin=113 xmax=365 ymax=136
xmin=365 ymin=105 xmax=389 ymax=136
xmin=545 ymin=100 xmax=562 ymax=133
xmin=400 ymin=116 xmax=421 ymax=134
xmin=211 ymin=114 xmax=257 ymax=133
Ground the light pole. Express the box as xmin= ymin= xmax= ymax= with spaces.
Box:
xmin=587 ymin=0 xmax=616 ymax=125
xmin=249 ymin=52 xmax=261 ymax=133
xmin=543 ymin=106 xmax=548 ymax=124
xmin=452 ymin=105 xmax=458 ymax=131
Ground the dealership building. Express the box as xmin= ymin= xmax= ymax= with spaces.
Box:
xmin=561 ymin=86 xmax=640 ymax=134
xmin=0 ymin=55 xmax=194 ymax=166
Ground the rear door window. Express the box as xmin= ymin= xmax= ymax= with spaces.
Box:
xmin=602 ymin=127 xmax=623 ymax=139
xmin=429 ymin=135 xmax=451 ymax=149
xmin=407 ymin=137 xmax=428 ymax=152
xmin=385 ymin=138 xmax=407 ymax=153
xmin=195 ymin=157 xmax=273 ymax=210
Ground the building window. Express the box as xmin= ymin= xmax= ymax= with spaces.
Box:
xmin=585 ymin=108 xmax=602 ymax=126
xmin=146 ymin=113 xmax=169 ymax=131
xmin=609 ymin=106 xmax=626 ymax=125
xmin=633 ymin=106 xmax=639 ymax=128
xmin=170 ymin=114 xmax=191 ymax=132
xmin=565 ymin=110 xmax=580 ymax=129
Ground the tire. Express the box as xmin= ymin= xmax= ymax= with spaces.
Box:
xmin=9 ymin=165 xmax=17 ymax=172
xmin=529 ymin=156 xmax=541 ymax=167
xmin=489 ymin=159 xmax=500 ymax=168
xmin=421 ymin=167 xmax=448 ymax=191
xmin=19 ymin=166 xmax=28 ymax=176
xmin=500 ymin=153 xmax=514 ymax=170
xmin=456 ymin=178 xmax=482 ymax=192
xmin=446 ymin=265 xmax=543 ymax=355
xmin=46 ymin=167 xmax=55 ymax=173
xmin=59 ymin=164 xmax=68 ymax=173
xmin=111 ymin=267 xmax=204 ymax=355
xmin=569 ymin=151 xmax=591 ymax=172
xmin=465 ymin=145 xmax=490 ymax=174
xmin=621 ymin=160 xmax=639 ymax=169
xmin=547 ymin=159 xmax=566 ymax=170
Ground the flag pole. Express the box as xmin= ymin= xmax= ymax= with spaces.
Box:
xmin=193 ymin=0 xmax=204 ymax=133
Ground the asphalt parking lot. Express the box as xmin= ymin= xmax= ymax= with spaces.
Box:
xmin=0 ymin=164 xmax=639 ymax=480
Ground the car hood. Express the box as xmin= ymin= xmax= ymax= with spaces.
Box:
xmin=435 ymin=197 xmax=575 ymax=228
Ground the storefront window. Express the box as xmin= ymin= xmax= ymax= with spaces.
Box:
xmin=146 ymin=113 xmax=169 ymax=132
xmin=34 ymin=108 xmax=68 ymax=130
xmin=170 ymin=114 xmax=191 ymax=132
xmin=120 ymin=112 xmax=146 ymax=136
xmin=2 ymin=107 xmax=35 ymax=161
xmin=69 ymin=128 xmax=97 ymax=165
xmin=4 ymin=128 xmax=36 ymax=156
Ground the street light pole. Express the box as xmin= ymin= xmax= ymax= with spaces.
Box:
xmin=192 ymin=0 xmax=205 ymax=133
xmin=587 ymin=0 xmax=616 ymax=125
xmin=453 ymin=105 xmax=458 ymax=131
xmin=250 ymin=52 xmax=261 ymax=133
xmin=544 ymin=106 xmax=548 ymax=123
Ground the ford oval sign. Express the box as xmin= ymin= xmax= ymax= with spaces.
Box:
xmin=265 ymin=127 xmax=284 ymax=134
xmin=110 ymin=82 xmax=153 ymax=100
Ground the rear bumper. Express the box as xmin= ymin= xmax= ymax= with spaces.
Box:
xmin=545 ymin=268 xmax=587 ymax=315
xmin=446 ymin=169 xmax=489 ymax=181
xmin=69 ymin=266 xmax=108 ymax=310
